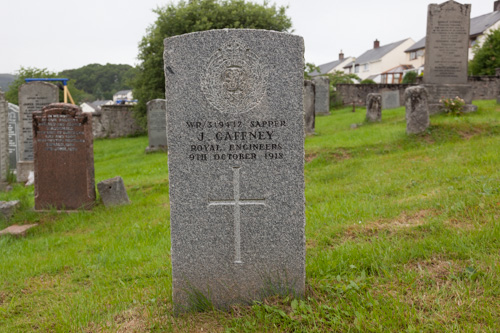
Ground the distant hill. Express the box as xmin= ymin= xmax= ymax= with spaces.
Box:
xmin=0 ymin=74 xmax=16 ymax=92
xmin=59 ymin=64 xmax=137 ymax=101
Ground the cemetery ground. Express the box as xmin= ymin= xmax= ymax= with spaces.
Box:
xmin=0 ymin=100 xmax=499 ymax=332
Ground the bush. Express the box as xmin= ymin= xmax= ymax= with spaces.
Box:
xmin=360 ymin=79 xmax=376 ymax=84
xmin=440 ymin=96 xmax=465 ymax=115
xmin=402 ymin=71 xmax=417 ymax=84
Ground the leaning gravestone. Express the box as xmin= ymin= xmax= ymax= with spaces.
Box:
xmin=303 ymin=80 xmax=315 ymax=135
xmin=366 ymin=93 xmax=382 ymax=122
xmin=145 ymin=99 xmax=168 ymax=153
xmin=18 ymin=82 xmax=59 ymax=182
xmin=0 ymin=91 xmax=9 ymax=183
xmin=8 ymin=103 xmax=20 ymax=171
xmin=164 ymin=29 xmax=306 ymax=312
xmin=312 ymin=76 xmax=330 ymax=115
xmin=424 ymin=0 xmax=476 ymax=114
xmin=381 ymin=91 xmax=400 ymax=110
xmin=33 ymin=103 xmax=95 ymax=210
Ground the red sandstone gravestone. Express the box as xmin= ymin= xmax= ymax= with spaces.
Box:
xmin=33 ymin=103 xmax=96 ymax=210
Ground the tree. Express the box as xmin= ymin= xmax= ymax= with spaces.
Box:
xmin=326 ymin=71 xmax=360 ymax=108
xmin=133 ymin=0 xmax=292 ymax=125
xmin=402 ymin=71 xmax=417 ymax=84
xmin=304 ymin=63 xmax=320 ymax=80
xmin=469 ymin=28 xmax=500 ymax=75
xmin=5 ymin=67 xmax=87 ymax=105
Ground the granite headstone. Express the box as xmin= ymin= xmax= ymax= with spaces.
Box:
xmin=366 ymin=93 xmax=382 ymax=122
xmin=312 ymin=76 xmax=330 ymax=115
xmin=164 ymin=29 xmax=306 ymax=312
xmin=303 ymin=80 xmax=315 ymax=135
xmin=0 ymin=91 xmax=9 ymax=182
xmin=18 ymin=82 xmax=59 ymax=182
xmin=8 ymin=103 xmax=19 ymax=171
xmin=381 ymin=90 xmax=400 ymax=110
xmin=145 ymin=99 xmax=168 ymax=153
xmin=424 ymin=0 xmax=476 ymax=114
xmin=33 ymin=103 xmax=95 ymax=210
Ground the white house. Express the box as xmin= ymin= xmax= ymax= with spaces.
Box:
xmin=343 ymin=38 xmax=415 ymax=83
xmin=310 ymin=51 xmax=355 ymax=76
xmin=404 ymin=1 xmax=500 ymax=73
xmin=113 ymin=90 xmax=134 ymax=103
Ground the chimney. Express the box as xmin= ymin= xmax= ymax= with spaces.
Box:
xmin=495 ymin=0 xmax=500 ymax=11
xmin=374 ymin=39 xmax=380 ymax=49
xmin=339 ymin=50 xmax=344 ymax=60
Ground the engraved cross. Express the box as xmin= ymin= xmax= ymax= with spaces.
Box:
xmin=208 ymin=166 xmax=266 ymax=264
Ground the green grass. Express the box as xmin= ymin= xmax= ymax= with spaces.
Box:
xmin=0 ymin=101 xmax=499 ymax=332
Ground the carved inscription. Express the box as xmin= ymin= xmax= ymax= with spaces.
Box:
xmin=430 ymin=20 xmax=468 ymax=79
xmin=208 ymin=166 xmax=266 ymax=264
xmin=21 ymin=96 xmax=55 ymax=160
xmin=35 ymin=114 xmax=85 ymax=152
xmin=201 ymin=39 xmax=267 ymax=114
xmin=8 ymin=109 xmax=18 ymax=169
xmin=186 ymin=119 xmax=286 ymax=162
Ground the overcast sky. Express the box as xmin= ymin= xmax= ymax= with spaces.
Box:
xmin=0 ymin=0 xmax=494 ymax=74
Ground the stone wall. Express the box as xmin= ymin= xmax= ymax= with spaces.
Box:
xmin=92 ymin=105 xmax=144 ymax=139
xmin=335 ymin=84 xmax=414 ymax=106
xmin=336 ymin=75 xmax=500 ymax=106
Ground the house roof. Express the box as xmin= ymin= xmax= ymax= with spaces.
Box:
xmin=470 ymin=10 xmax=500 ymax=36
xmin=381 ymin=64 xmax=414 ymax=74
xmin=89 ymin=100 xmax=112 ymax=109
xmin=405 ymin=37 xmax=426 ymax=52
xmin=114 ymin=89 xmax=132 ymax=95
xmin=405 ymin=10 xmax=500 ymax=52
xmin=351 ymin=39 xmax=411 ymax=65
xmin=310 ymin=58 xmax=347 ymax=76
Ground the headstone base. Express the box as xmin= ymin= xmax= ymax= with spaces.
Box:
xmin=423 ymin=84 xmax=476 ymax=115
xmin=16 ymin=161 xmax=33 ymax=183
xmin=145 ymin=145 xmax=168 ymax=154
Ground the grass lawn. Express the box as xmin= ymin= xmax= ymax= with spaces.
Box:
xmin=0 ymin=100 xmax=499 ymax=332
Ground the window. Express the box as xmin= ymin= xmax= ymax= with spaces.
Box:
xmin=354 ymin=65 xmax=360 ymax=73
xmin=470 ymin=37 xmax=477 ymax=48
xmin=363 ymin=63 xmax=369 ymax=72
xmin=410 ymin=51 xmax=417 ymax=60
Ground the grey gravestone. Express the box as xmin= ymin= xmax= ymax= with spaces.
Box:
xmin=164 ymin=29 xmax=306 ymax=312
xmin=8 ymin=103 xmax=19 ymax=171
xmin=405 ymin=86 xmax=430 ymax=134
xmin=424 ymin=0 xmax=476 ymax=114
xmin=312 ymin=76 xmax=330 ymax=115
xmin=17 ymin=82 xmax=59 ymax=182
xmin=366 ymin=93 xmax=382 ymax=122
xmin=145 ymin=99 xmax=168 ymax=153
xmin=97 ymin=176 xmax=130 ymax=206
xmin=303 ymin=80 xmax=315 ymax=135
xmin=0 ymin=91 xmax=9 ymax=182
xmin=381 ymin=91 xmax=400 ymax=110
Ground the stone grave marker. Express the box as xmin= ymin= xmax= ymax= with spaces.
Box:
xmin=366 ymin=93 xmax=382 ymax=122
xmin=424 ymin=0 xmax=476 ymax=114
xmin=381 ymin=90 xmax=400 ymax=110
xmin=145 ymin=99 xmax=168 ymax=152
xmin=0 ymin=91 xmax=9 ymax=183
xmin=33 ymin=103 xmax=96 ymax=210
xmin=405 ymin=86 xmax=430 ymax=134
xmin=303 ymin=80 xmax=315 ymax=135
xmin=312 ymin=76 xmax=330 ymax=115
xmin=164 ymin=29 xmax=306 ymax=312
xmin=8 ymin=103 xmax=19 ymax=171
xmin=18 ymin=82 xmax=59 ymax=182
